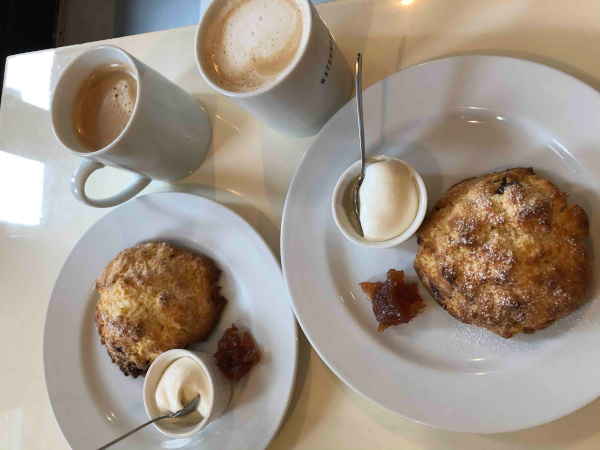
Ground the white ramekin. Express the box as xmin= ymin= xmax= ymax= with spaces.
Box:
xmin=332 ymin=155 xmax=427 ymax=249
xmin=143 ymin=349 xmax=232 ymax=438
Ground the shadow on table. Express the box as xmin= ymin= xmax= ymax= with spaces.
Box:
xmin=272 ymin=328 xmax=313 ymax=444
xmin=488 ymin=398 xmax=600 ymax=446
xmin=347 ymin=392 xmax=600 ymax=448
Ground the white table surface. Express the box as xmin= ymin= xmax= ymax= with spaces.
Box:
xmin=2 ymin=0 xmax=600 ymax=448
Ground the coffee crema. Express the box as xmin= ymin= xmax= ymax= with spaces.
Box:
xmin=72 ymin=63 xmax=137 ymax=152
xmin=203 ymin=0 xmax=304 ymax=93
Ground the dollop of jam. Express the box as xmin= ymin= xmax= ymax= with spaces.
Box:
xmin=360 ymin=269 xmax=426 ymax=332
xmin=214 ymin=324 xmax=260 ymax=381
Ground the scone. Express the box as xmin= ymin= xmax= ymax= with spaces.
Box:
xmin=95 ymin=242 xmax=226 ymax=377
xmin=414 ymin=168 xmax=591 ymax=338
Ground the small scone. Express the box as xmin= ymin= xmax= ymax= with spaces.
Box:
xmin=95 ymin=242 xmax=226 ymax=377
xmin=414 ymin=168 xmax=591 ymax=338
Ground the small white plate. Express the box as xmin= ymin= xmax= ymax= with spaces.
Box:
xmin=44 ymin=192 xmax=297 ymax=449
xmin=281 ymin=55 xmax=600 ymax=433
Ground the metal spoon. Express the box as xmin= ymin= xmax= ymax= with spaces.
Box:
xmin=97 ymin=395 xmax=201 ymax=449
xmin=353 ymin=53 xmax=366 ymax=237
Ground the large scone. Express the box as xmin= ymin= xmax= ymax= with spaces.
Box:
xmin=414 ymin=168 xmax=591 ymax=338
xmin=95 ymin=242 xmax=226 ymax=377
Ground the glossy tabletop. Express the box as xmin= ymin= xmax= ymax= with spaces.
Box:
xmin=2 ymin=0 xmax=600 ymax=448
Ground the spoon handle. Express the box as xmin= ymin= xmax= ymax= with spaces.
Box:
xmin=97 ymin=415 xmax=168 ymax=450
xmin=356 ymin=53 xmax=366 ymax=178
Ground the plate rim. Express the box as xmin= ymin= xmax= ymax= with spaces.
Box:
xmin=43 ymin=191 xmax=298 ymax=449
xmin=281 ymin=54 xmax=600 ymax=433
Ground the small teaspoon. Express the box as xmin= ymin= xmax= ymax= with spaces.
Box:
xmin=97 ymin=395 xmax=201 ymax=449
xmin=353 ymin=53 xmax=366 ymax=237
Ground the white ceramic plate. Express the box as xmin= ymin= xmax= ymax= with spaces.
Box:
xmin=281 ymin=55 xmax=600 ymax=433
xmin=44 ymin=192 xmax=297 ymax=449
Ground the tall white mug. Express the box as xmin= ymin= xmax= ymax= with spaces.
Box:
xmin=195 ymin=0 xmax=353 ymax=137
xmin=51 ymin=45 xmax=212 ymax=208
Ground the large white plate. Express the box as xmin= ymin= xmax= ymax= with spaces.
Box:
xmin=281 ymin=55 xmax=600 ymax=433
xmin=44 ymin=192 xmax=297 ymax=449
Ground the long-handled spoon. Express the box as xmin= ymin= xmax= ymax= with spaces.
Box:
xmin=352 ymin=53 xmax=366 ymax=237
xmin=97 ymin=395 xmax=200 ymax=449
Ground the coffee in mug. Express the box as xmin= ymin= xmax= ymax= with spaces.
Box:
xmin=202 ymin=0 xmax=304 ymax=93
xmin=72 ymin=63 xmax=137 ymax=152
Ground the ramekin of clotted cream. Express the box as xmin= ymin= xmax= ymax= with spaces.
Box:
xmin=332 ymin=155 xmax=427 ymax=249
xmin=143 ymin=349 xmax=232 ymax=438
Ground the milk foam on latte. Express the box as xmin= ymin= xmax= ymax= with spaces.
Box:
xmin=203 ymin=0 xmax=304 ymax=93
xmin=72 ymin=63 xmax=137 ymax=151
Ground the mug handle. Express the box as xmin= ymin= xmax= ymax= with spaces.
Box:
xmin=70 ymin=159 xmax=151 ymax=208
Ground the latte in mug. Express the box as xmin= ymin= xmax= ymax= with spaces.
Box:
xmin=202 ymin=0 xmax=305 ymax=93
xmin=72 ymin=63 xmax=137 ymax=152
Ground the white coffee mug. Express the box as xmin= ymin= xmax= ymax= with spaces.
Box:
xmin=51 ymin=45 xmax=212 ymax=208
xmin=194 ymin=0 xmax=353 ymax=137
